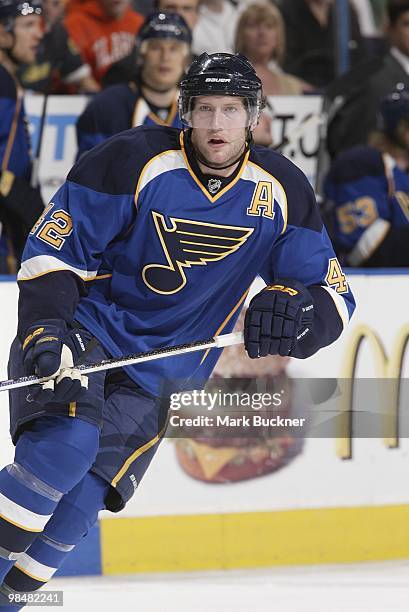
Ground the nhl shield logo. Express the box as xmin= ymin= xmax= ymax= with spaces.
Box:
xmin=208 ymin=178 xmax=222 ymax=194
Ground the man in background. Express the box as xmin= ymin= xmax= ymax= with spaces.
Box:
xmin=156 ymin=0 xmax=198 ymax=32
xmin=280 ymin=0 xmax=364 ymax=90
xmin=0 ymin=0 xmax=45 ymax=272
xmin=76 ymin=11 xmax=191 ymax=157
xmin=18 ymin=0 xmax=100 ymax=93
xmin=65 ymin=0 xmax=144 ymax=85
xmin=102 ymin=0 xmax=198 ymax=86
xmin=326 ymin=0 xmax=409 ymax=157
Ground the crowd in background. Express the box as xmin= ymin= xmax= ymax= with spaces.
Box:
xmin=1 ymin=0 xmax=409 ymax=271
xmin=11 ymin=0 xmax=385 ymax=95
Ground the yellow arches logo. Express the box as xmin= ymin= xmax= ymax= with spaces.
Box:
xmin=336 ymin=324 xmax=409 ymax=459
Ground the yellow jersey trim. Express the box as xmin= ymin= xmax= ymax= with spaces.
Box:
xmin=14 ymin=563 xmax=48 ymax=583
xmin=69 ymin=402 xmax=76 ymax=417
xmin=111 ymin=425 xmax=167 ymax=487
xmin=148 ymin=99 xmax=178 ymax=127
xmin=86 ymin=274 xmax=113 ymax=281
xmin=132 ymin=96 xmax=178 ymax=128
xmin=18 ymin=269 xmax=112 ymax=282
xmin=0 ymin=512 xmax=42 ymax=533
xmin=134 ymin=147 xmax=180 ymax=210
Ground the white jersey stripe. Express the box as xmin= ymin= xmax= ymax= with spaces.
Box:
xmin=0 ymin=493 xmax=52 ymax=532
xmin=137 ymin=150 xmax=186 ymax=196
xmin=18 ymin=256 xmax=98 ymax=282
xmin=15 ymin=553 xmax=58 ymax=582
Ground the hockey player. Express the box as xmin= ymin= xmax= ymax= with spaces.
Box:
xmin=75 ymin=11 xmax=192 ymax=158
xmin=0 ymin=53 xmax=355 ymax=606
xmin=325 ymin=86 xmax=409 ymax=266
xmin=0 ymin=0 xmax=45 ymax=272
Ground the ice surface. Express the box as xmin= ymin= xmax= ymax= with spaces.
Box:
xmin=49 ymin=560 xmax=409 ymax=612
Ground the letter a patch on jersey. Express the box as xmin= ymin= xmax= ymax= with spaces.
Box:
xmin=143 ymin=212 xmax=254 ymax=294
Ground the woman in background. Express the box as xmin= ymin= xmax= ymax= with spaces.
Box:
xmin=235 ymin=3 xmax=312 ymax=96
xmin=235 ymin=3 xmax=311 ymax=146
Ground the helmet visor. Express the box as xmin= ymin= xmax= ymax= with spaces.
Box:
xmin=180 ymin=95 xmax=259 ymax=129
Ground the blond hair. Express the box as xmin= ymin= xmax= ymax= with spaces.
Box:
xmin=235 ymin=3 xmax=286 ymax=65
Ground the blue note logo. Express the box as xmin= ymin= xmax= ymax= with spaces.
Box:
xmin=143 ymin=211 xmax=253 ymax=295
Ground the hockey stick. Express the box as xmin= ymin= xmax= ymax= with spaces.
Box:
xmin=0 ymin=331 xmax=244 ymax=392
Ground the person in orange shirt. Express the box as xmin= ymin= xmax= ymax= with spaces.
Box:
xmin=65 ymin=0 xmax=144 ymax=84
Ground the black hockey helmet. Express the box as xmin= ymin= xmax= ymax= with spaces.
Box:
xmin=136 ymin=11 xmax=192 ymax=54
xmin=379 ymin=85 xmax=409 ymax=140
xmin=179 ymin=52 xmax=263 ymax=129
xmin=0 ymin=0 xmax=42 ymax=31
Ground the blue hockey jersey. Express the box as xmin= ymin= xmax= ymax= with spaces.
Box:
xmin=18 ymin=126 xmax=355 ymax=396
xmin=76 ymin=81 xmax=181 ymax=158
xmin=325 ymin=145 xmax=409 ymax=259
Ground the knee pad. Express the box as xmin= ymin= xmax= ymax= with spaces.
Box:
xmin=44 ymin=472 xmax=109 ymax=545
xmin=15 ymin=416 xmax=99 ymax=494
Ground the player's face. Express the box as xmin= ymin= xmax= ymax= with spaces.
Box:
xmin=141 ymin=38 xmax=189 ymax=92
xmin=389 ymin=10 xmax=409 ymax=56
xmin=158 ymin=0 xmax=199 ymax=30
xmin=190 ymin=96 xmax=248 ymax=169
xmin=13 ymin=15 xmax=43 ymax=64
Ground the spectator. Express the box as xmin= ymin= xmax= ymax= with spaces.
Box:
xmin=76 ymin=12 xmax=191 ymax=157
xmin=103 ymin=0 xmax=199 ymax=86
xmin=280 ymin=0 xmax=365 ymax=89
xmin=234 ymin=4 xmax=311 ymax=146
xmin=324 ymin=86 xmax=409 ymax=267
xmin=367 ymin=0 xmax=409 ymax=118
xmin=131 ymin=0 xmax=199 ymax=23
xmin=0 ymin=0 xmax=45 ymax=273
xmin=18 ymin=0 xmax=100 ymax=93
xmin=235 ymin=3 xmax=312 ymax=95
xmin=326 ymin=0 xmax=409 ymax=158
xmin=192 ymin=0 xmax=239 ymax=56
xmin=65 ymin=0 xmax=144 ymax=85
xmin=156 ymin=0 xmax=199 ymax=31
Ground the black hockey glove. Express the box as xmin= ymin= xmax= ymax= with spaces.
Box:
xmin=22 ymin=320 xmax=90 ymax=404
xmin=244 ymin=280 xmax=314 ymax=359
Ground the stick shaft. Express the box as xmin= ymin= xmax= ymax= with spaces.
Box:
xmin=0 ymin=332 xmax=244 ymax=392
